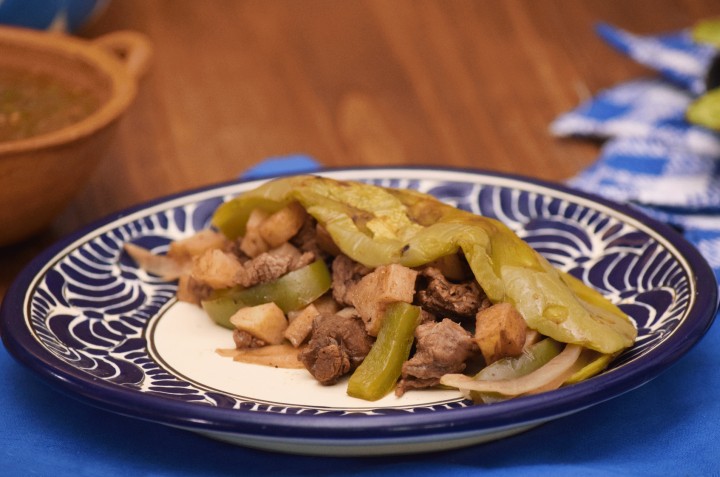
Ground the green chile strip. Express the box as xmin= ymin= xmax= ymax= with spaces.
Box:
xmin=347 ymin=302 xmax=421 ymax=401
xmin=201 ymin=259 xmax=332 ymax=329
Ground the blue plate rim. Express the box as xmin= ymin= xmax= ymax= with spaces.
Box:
xmin=1 ymin=165 xmax=717 ymax=443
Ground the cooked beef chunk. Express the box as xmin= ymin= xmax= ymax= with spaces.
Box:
xmin=298 ymin=311 xmax=374 ymax=385
xmin=419 ymin=308 xmax=437 ymax=324
xmin=289 ymin=250 xmax=315 ymax=270
xmin=233 ymin=329 xmax=266 ymax=349
xmin=237 ymin=243 xmax=314 ymax=288
xmin=330 ymin=255 xmax=372 ymax=306
xmin=290 ymin=217 xmax=323 ymax=256
xmin=314 ymin=224 xmax=342 ymax=256
xmin=415 ymin=267 xmax=488 ymax=320
xmin=237 ymin=252 xmax=289 ymax=287
xmin=396 ymin=318 xmax=477 ymax=396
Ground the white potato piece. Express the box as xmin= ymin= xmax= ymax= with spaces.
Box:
xmin=313 ymin=295 xmax=341 ymax=315
xmin=284 ymin=303 xmax=320 ymax=347
xmin=240 ymin=208 xmax=270 ymax=257
xmin=230 ymin=302 xmax=288 ymax=345
xmin=474 ymin=303 xmax=527 ymax=365
xmin=349 ymin=264 xmax=418 ymax=336
xmin=191 ymin=249 xmax=243 ymax=289
xmin=258 ymin=202 xmax=307 ymax=248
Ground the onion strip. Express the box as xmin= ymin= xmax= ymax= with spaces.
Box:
xmin=124 ymin=243 xmax=187 ymax=280
xmin=440 ymin=343 xmax=582 ymax=396
xmin=231 ymin=344 xmax=306 ymax=369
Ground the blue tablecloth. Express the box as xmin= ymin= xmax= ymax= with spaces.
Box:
xmin=1 ymin=312 xmax=718 ymax=476
xmin=1 ymin=154 xmax=719 ymax=476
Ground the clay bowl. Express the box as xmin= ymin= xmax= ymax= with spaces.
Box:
xmin=0 ymin=26 xmax=152 ymax=246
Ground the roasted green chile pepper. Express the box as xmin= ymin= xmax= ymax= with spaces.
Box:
xmin=211 ymin=176 xmax=637 ymax=354
xmin=347 ymin=302 xmax=421 ymax=401
xmin=201 ymin=259 xmax=331 ymax=329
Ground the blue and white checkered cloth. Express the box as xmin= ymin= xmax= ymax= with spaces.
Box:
xmin=551 ymin=22 xmax=720 ymax=282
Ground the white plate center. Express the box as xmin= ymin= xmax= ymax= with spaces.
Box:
xmin=149 ymin=301 xmax=463 ymax=411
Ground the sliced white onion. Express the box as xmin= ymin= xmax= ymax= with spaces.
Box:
xmin=523 ymin=329 xmax=541 ymax=349
xmin=124 ymin=243 xmax=187 ymax=280
xmin=440 ymin=343 xmax=582 ymax=396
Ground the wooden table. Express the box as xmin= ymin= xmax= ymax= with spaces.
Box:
xmin=2 ymin=0 xmax=719 ymax=300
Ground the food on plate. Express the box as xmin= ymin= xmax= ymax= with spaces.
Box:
xmin=127 ymin=175 xmax=637 ymax=402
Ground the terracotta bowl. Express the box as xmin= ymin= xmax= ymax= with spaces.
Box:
xmin=0 ymin=26 xmax=152 ymax=246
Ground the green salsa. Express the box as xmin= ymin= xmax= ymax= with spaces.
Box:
xmin=0 ymin=69 xmax=101 ymax=142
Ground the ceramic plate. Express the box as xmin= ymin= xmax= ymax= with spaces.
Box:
xmin=1 ymin=167 xmax=717 ymax=456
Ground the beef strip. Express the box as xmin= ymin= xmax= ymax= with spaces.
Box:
xmin=396 ymin=318 xmax=477 ymax=396
xmin=298 ymin=311 xmax=374 ymax=385
xmin=330 ymin=254 xmax=372 ymax=306
xmin=233 ymin=329 xmax=266 ymax=349
xmin=415 ymin=267 xmax=488 ymax=320
xmin=290 ymin=217 xmax=323 ymax=256
xmin=237 ymin=243 xmax=314 ymax=288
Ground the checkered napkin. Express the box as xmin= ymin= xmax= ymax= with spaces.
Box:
xmin=551 ymin=22 xmax=720 ymax=282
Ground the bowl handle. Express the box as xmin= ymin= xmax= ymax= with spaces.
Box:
xmin=93 ymin=31 xmax=153 ymax=79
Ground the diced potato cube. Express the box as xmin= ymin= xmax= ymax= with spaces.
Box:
xmin=191 ymin=249 xmax=242 ymax=289
xmin=267 ymin=242 xmax=302 ymax=262
xmin=313 ymin=295 xmax=341 ymax=315
xmin=258 ymin=202 xmax=307 ymax=248
xmin=246 ymin=208 xmax=270 ymax=229
xmin=349 ymin=264 xmax=418 ymax=336
xmin=240 ymin=209 xmax=270 ymax=257
xmin=284 ymin=303 xmax=320 ymax=347
xmin=474 ymin=303 xmax=527 ymax=365
xmin=240 ymin=231 xmax=269 ymax=258
xmin=230 ymin=302 xmax=288 ymax=345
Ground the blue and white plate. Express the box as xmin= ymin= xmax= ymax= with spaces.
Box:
xmin=1 ymin=167 xmax=716 ymax=456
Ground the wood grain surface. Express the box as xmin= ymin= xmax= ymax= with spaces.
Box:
xmin=2 ymin=0 xmax=719 ymax=301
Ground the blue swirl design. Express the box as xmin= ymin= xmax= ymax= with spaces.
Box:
xmin=26 ymin=176 xmax=692 ymax=414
